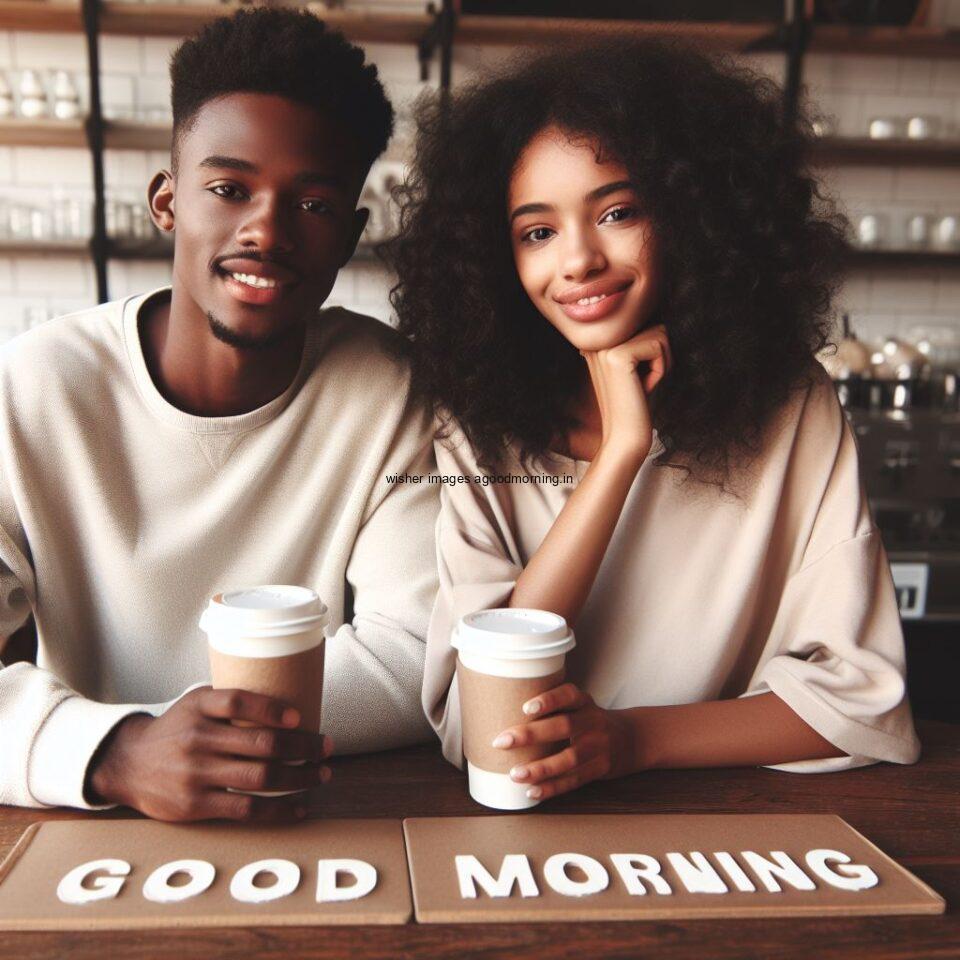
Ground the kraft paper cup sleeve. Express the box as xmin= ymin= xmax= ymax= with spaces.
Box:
xmin=457 ymin=663 xmax=565 ymax=774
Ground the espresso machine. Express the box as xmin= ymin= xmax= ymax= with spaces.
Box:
xmin=823 ymin=319 xmax=959 ymax=721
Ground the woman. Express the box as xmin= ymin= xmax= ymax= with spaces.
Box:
xmin=386 ymin=39 xmax=920 ymax=801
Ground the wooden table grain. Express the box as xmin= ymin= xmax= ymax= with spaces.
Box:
xmin=1 ymin=719 xmax=956 ymax=960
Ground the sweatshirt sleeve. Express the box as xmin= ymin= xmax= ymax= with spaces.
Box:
xmin=744 ymin=375 xmax=921 ymax=773
xmin=422 ymin=432 xmax=524 ymax=768
xmin=320 ymin=398 xmax=441 ymax=755
xmin=1 ymin=504 xmax=196 ymax=809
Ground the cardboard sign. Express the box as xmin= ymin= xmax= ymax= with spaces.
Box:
xmin=402 ymin=814 xmax=945 ymax=923
xmin=0 ymin=819 xmax=411 ymax=930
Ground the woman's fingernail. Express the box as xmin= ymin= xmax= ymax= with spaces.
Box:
xmin=491 ymin=733 xmax=513 ymax=749
xmin=322 ymin=735 xmax=334 ymax=757
xmin=510 ymin=766 xmax=529 ymax=781
xmin=526 ymin=786 xmax=542 ymax=799
xmin=523 ymin=700 xmax=541 ymax=715
xmin=319 ymin=766 xmax=332 ymax=784
xmin=282 ymin=708 xmax=300 ymax=727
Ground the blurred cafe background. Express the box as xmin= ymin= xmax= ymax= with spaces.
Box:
xmin=0 ymin=0 xmax=957 ymax=720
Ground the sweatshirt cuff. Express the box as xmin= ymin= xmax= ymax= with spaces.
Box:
xmin=28 ymin=697 xmax=149 ymax=810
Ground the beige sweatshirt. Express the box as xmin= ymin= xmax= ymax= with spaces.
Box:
xmin=424 ymin=367 xmax=921 ymax=774
xmin=0 ymin=287 xmax=439 ymax=810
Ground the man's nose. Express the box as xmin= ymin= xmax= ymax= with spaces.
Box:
xmin=235 ymin=196 xmax=294 ymax=253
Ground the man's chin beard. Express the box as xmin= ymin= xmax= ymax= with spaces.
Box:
xmin=207 ymin=312 xmax=290 ymax=351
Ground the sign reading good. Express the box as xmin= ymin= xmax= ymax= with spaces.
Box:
xmin=0 ymin=819 xmax=411 ymax=929
xmin=0 ymin=814 xmax=943 ymax=929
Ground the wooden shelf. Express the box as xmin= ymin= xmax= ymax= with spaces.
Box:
xmin=454 ymin=15 xmax=783 ymax=51
xmin=0 ymin=2 xmax=433 ymax=39
xmin=104 ymin=120 xmax=170 ymax=151
xmin=0 ymin=239 xmax=90 ymax=256
xmin=812 ymin=137 xmax=960 ymax=167
xmin=108 ymin=237 xmax=172 ymax=260
xmin=0 ymin=1 xmax=81 ymax=33
xmin=809 ymin=23 xmax=960 ymax=59
xmin=0 ymin=117 xmax=86 ymax=148
xmin=0 ymin=118 xmax=172 ymax=150
xmin=848 ymin=248 xmax=960 ymax=268
xmin=0 ymin=237 xmax=381 ymax=261
xmin=1 ymin=4 xmax=957 ymax=58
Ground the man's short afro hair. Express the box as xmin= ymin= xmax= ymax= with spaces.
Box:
xmin=169 ymin=7 xmax=394 ymax=171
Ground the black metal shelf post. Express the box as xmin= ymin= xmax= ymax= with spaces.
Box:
xmin=782 ymin=0 xmax=810 ymax=127
xmin=80 ymin=0 xmax=109 ymax=304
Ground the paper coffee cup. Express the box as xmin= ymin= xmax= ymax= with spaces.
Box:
xmin=452 ymin=608 xmax=576 ymax=811
xmin=200 ymin=585 xmax=328 ymax=796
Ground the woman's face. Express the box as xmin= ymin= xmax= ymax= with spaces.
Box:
xmin=508 ymin=126 xmax=660 ymax=353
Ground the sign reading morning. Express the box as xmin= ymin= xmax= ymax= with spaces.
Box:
xmin=0 ymin=814 xmax=943 ymax=929
xmin=401 ymin=814 xmax=943 ymax=923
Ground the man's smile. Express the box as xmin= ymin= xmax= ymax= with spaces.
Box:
xmin=214 ymin=256 xmax=301 ymax=306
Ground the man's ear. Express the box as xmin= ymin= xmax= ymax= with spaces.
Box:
xmin=148 ymin=169 xmax=175 ymax=233
xmin=340 ymin=206 xmax=370 ymax=267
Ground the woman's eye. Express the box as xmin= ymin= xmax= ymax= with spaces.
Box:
xmin=521 ymin=226 xmax=554 ymax=244
xmin=209 ymin=184 xmax=244 ymax=200
xmin=601 ymin=205 xmax=637 ymax=224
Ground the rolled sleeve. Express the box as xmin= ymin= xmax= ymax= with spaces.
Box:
xmin=746 ymin=531 xmax=921 ymax=773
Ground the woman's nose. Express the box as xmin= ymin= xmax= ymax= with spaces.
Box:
xmin=559 ymin=228 xmax=606 ymax=281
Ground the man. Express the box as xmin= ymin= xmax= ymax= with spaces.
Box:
xmin=0 ymin=8 xmax=438 ymax=820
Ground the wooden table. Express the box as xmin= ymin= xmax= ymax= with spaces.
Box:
xmin=1 ymin=719 xmax=957 ymax=959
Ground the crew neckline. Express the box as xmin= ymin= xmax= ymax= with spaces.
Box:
xmin=122 ymin=286 xmax=321 ymax=434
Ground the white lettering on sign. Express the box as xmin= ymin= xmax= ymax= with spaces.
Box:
xmin=543 ymin=853 xmax=609 ymax=897
xmin=666 ymin=852 xmax=729 ymax=894
xmin=56 ymin=859 xmax=131 ymax=905
xmin=609 ymin=854 xmax=673 ymax=895
xmin=805 ymin=849 xmax=879 ymax=891
xmin=230 ymin=859 xmax=301 ymax=904
xmin=316 ymin=859 xmax=377 ymax=902
xmin=713 ymin=852 xmax=757 ymax=892
xmin=143 ymin=859 xmax=216 ymax=903
xmin=741 ymin=851 xmax=817 ymax=893
xmin=455 ymin=854 xmax=539 ymax=899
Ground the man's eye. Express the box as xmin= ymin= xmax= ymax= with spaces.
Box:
xmin=301 ymin=199 xmax=332 ymax=214
xmin=521 ymin=226 xmax=553 ymax=244
xmin=209 ymin=184 xmax=243 ymax=200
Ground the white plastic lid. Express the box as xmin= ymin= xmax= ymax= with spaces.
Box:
xmin=452 ymin=608 xmax=575 ymax=660
xmin=199 ymin=585 xmax=328 ymax=640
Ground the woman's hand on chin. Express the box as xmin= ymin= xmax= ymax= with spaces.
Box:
xmin=582 ymin=324 xmax=672 ymax=467
xmin=490 ymin=682 xmax=639 ymax=801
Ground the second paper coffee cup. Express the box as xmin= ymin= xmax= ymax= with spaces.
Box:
xmin=453 ymin=608 xmax=576 ymax=810
xmin=200 ymin=585 xmax=328 ymax=796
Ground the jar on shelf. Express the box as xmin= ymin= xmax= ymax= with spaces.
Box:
xmin=18 ymin=69 xmax=48 ymax=119
xmin=854 ymin=212 xmax=888 ymax=249
xmin=51 ymin=71 xmax=82 ymax=121
xmin=902 ymin=212 xmax=935 ymax=249
xmin=931 ymin=215 xmax=959 ymax=251
xmin=0 ymin=73 xmax=14 ymax=119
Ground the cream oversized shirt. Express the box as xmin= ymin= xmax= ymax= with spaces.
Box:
xmin=0 ymin=288 xmax=439 ymax=809
xmin=424 ymin=368 xmax=921 ymax=774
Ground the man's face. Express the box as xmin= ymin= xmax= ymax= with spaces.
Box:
xmin=151 ymin=92 xmax=369 ymax=348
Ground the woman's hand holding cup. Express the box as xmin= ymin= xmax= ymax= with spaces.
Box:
xmin=582 ymin=324 xmax=672 ymax=467
xmin=492 ymin=682 xmax=636 ymax=801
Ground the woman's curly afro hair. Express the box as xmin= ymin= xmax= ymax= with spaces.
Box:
xmin=384 ymin=38 xmax=848 ymax=483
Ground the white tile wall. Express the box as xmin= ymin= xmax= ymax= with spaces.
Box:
xmin=1 ymin=16 xmax=959 ymax=348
